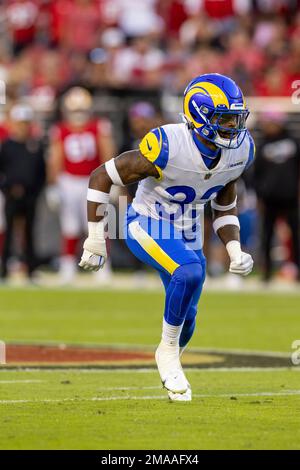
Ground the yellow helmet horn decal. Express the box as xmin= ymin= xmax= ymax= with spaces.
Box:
xmin=184 ymin=81 xmax=230 ymax=127
xmin=183 ymin=86 xmax=208 ymax=128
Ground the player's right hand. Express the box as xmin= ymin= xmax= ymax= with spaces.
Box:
xmin=226 ymin=241 xmax=253 ymax=276
xmin=78 ymin=238 xmax=107 ymax=271
xmin=229 ymin=252 xmax=253 ymax=276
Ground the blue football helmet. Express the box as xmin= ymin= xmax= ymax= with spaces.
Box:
xmin=183 ymin=73 xmax=249 ymax=149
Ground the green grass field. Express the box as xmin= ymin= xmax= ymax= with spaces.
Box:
xmin=0 ymin=287 xmax=300 ymax=449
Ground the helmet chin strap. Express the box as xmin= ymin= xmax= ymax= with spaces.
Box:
xmin=214 ymin=133 xmax=238 ymax=148
xmin=181 ymin=113 xmax=240 ymax=151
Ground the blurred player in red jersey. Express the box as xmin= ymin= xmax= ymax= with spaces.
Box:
xmin=48 ymin=87 xmax=115 ymax=283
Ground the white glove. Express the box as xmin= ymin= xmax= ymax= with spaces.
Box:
xmin=226 ymin=240 xmax=253 ymax=276
xmin=79 ymin=222 xmax=107 ymax=272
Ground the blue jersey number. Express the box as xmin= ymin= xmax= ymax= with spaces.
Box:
xmin=155 ymin=186 xmax=195 ymax=220
xmin=155 ymin=184 xmax=224 ymax=220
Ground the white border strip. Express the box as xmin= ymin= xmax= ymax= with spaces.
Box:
xmin=1 ymin=389 xmax=300 ymax=405
xmin=1 ymin=367 xmax=299 ymax=373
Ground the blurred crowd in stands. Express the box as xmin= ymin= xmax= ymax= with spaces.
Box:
xmin=0 ymin=0 xmax=300 ymax=100
xmin=0 ymin=0 xmax=299 ymax=285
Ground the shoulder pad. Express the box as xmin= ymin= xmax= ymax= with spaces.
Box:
xmin=139 ymin=127 xmax=169 ymax=178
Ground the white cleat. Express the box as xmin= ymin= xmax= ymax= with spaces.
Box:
xmin=163 ymin=369 xmax=189 ymax=394
xmin=168 ymin=386 xmax=192 ymax=402
xmin=155 ymin=341 xmax=189 ymax=394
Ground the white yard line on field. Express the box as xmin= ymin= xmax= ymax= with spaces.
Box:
xmin=95 ymin=386 xmax=160 ymax=391
xmin=0 ymin=380 xmax=44 ymax=384
xmin=1 ymin=389 xmax=300 ymax=405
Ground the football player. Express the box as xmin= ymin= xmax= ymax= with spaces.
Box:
xmin=79 ymin=74 xmax=255 ymax=401
xmin=48 ymin=87 xmax=115 ymax=283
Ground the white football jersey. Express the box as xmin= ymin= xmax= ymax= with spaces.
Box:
xmin=132 ymin=123 xmax=254 ymax=247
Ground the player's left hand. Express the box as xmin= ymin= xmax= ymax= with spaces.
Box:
xmin=79 ymin=249 xmax=105 ymax=271
xmin=229 ymin=252 xmax=253 ymax=276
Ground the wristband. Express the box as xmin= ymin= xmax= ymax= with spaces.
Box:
xmin=87 ymin=188 xmax=110 ymax=204
xmin=211 ymin=196 xmax=237 ymax=212
xmin=105 ymin=159 xmax=124 ymax=186
xmin=213 ymin=215 xmax=240 ymax=234
xmin=88 ymin=221 xmax=105 ymax=240
xmin=226 ymin=240 xmax=242 ymax=262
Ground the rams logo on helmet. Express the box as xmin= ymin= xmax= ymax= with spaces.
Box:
xmin=183 ymin=73 xmax=249 ymax=149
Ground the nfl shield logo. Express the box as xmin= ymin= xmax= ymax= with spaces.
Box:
xmin=204 ymin=173 xmax=212 ymax=180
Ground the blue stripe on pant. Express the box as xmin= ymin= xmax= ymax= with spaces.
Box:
xmin=124 ymin=205 xmax=206 ymax=347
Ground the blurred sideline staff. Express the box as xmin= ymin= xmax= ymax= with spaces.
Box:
xmin=254 ymin=112 xmax=300 ymax=281
xmin=115 ymin=101 xmax=161 ymax=271
xmin=0 ymin=104 xmax=46 ymax=280
xmin=121 ymin=101 xmax=160 ymax=200
xmin=47 ymin=87 xmax=115 ymax=283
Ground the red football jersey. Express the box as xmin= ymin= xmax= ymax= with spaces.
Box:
xmin=0 ymin=125 xmax=9 ymax=142
xmin=51 ymin=119 xmax=111 ymax=176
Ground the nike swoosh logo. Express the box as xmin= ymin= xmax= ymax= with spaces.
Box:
xmin=146 ymin=140 xmax=152 ymax=151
